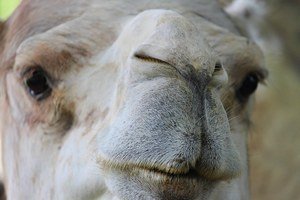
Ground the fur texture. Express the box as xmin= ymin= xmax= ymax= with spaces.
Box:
xmin=0 ymin=1 xmax=267 ymax=200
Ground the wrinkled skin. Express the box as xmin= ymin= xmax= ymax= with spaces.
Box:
xmin=0 ymin=0 xmax=267 ymax=200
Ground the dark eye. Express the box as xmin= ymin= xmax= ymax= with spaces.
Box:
xmin=236 ymin=73 xmax=259 ymax=102
xmin=25 ymin=69 xmax=52 ymax=101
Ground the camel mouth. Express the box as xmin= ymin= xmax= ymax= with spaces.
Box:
xmin=102 ymin=160 xmax=214 ymax=200
xmin=98 ymin=156 xmax=204 ymax=182
xmin=131 ymin=166 xmax=201 ymax=181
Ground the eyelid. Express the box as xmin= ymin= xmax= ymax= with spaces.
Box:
xmin=21 ymin=67 xmax=36 ymax=78
xmin=254 ymin=69 xmax=268 ymax=84
xmin=20 ymin=65 xmax=45 ymax=78
xmin=21 ymin=66 xmax=56 ymax=87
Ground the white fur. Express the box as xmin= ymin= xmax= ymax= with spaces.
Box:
xmin=0 ymin=1 xmax=267 ymax=199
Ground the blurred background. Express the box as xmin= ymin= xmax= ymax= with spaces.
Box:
xmin=0 ymin=0 xmax=19 ymax=19
xmin=1 ymin=0 xmax=299 ymax=199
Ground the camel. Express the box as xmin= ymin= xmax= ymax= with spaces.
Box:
xmin=0 ymin=0 xmax=268 ymax=199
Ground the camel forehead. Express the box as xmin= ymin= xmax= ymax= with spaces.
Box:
xmin=12 ymin=9 xmax=218 ymax=78
xmin=5 ymin=0 xmax=237 ymax=41
xmin=2 ymin=0 xmax=241 ymax=67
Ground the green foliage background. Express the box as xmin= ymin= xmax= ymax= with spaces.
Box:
xmin=0 ymin=0 xmax=20 ymax=19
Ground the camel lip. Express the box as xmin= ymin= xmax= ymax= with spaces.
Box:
xmin=98 ymin=156 xmax=239 ymax=182
xmin=98 ymin=156 xmax=202 ymax=181
xmin=133 ymin=166 xmax=201 ymax=180
xmin=102 ymin=160 xmax=212 ymax=200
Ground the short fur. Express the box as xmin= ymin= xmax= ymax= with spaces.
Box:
xmin=0 ymin=1 xmax=267 ymax=200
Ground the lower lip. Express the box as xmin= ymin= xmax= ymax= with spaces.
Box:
xmin=106 ymin=167 xmax=214 ymax=200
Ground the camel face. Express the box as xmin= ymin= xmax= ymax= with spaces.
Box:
xmin=0 ymin=1 xmax=267 ymax=200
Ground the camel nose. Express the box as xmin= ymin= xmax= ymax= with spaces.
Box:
xmin=151 ymin=84 xmax=240 ymax=181
xmin=98 ymin=77 xmax=241 ymax=180
xmin=98 ymin=9 xmax=241 ymax=181
xmin=194 ymin=88 xmax=241 ymax=181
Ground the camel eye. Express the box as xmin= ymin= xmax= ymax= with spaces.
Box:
xmin=236 ymin=73 xmax=259 ymax=102
xmin=25 ymin=69 xmax=52 ymax=101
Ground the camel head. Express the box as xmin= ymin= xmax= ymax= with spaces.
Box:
xmin=0 ymin=0 xmax=267 ymax=199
